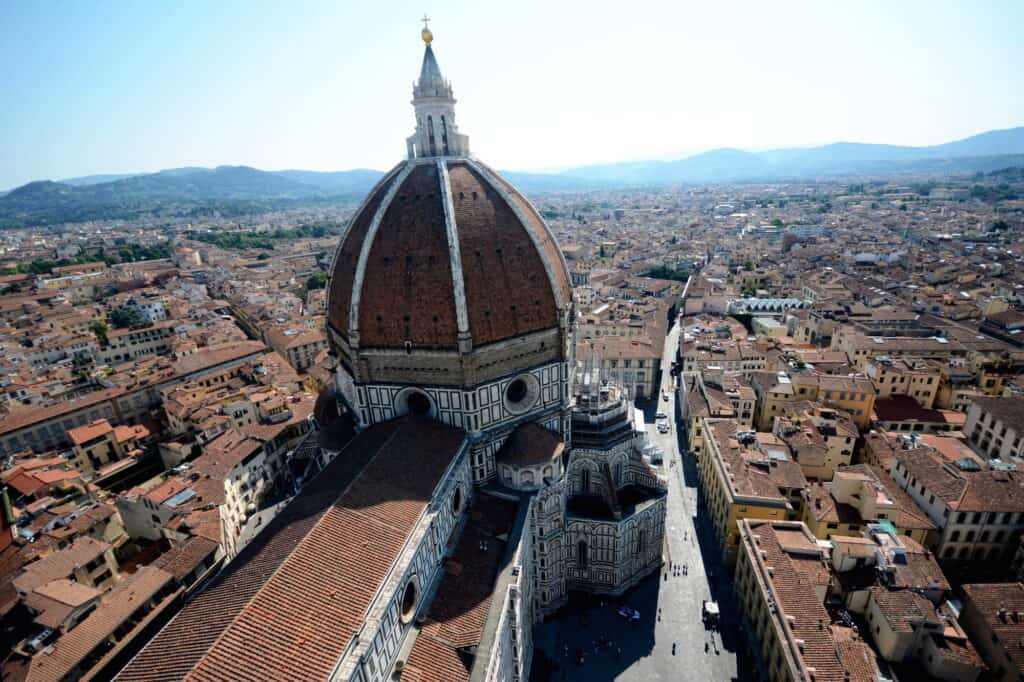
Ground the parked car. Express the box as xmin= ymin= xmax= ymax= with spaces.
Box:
xmin=618 ymin=605 xmax=641 ymax=622
xmin=657 ymin=422 xmax=670 ymax=434
xmin=655 ymin=411 xmax=668 ymax=420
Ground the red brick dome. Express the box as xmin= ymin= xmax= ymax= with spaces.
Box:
xmin=326 ymin=158 xmax=571 ymax=357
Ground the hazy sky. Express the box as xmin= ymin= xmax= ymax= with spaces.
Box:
xmin=2 ymin=0 xmax=1022 ymax=189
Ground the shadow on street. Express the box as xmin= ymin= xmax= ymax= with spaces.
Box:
xmin=532 ymin=576 xmax=661 ymax=681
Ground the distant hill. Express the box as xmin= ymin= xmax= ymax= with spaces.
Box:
xmin=3 ymin=126 xmax=1023 ymax=227
xmin=273 ymin=169 xmax=386 ymax=194
xmin=62 ymin=173 xmax=142 ymax=186
xmin=0 ymin=166 xmax=378 ymax=228
xmin=560 ymin=127 xmax=1024 ymax=184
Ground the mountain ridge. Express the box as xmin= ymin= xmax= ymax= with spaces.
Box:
xmin=3 ymin=126 xmax=1022 ymax=227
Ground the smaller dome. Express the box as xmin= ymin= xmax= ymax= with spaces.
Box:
xmin=497 ymin=422 xmax=565 ymax=467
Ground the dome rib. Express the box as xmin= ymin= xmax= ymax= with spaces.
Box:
xmin=356 ymin=162 xmax=461 ymax=350
xmin=327 ymin=158 xmax=571 ymax=356
xmin=448 ymin=161 xmax=560 ymax=345
xmin=466 ymin=159 xmax=572 ymax=312
xmin=326 ymin=162 xmax=405 ymax=339
xmin=436 ymin=159 xmax=472 ymax=343
xmin=347 ymin=162 xmax=416 ymax=343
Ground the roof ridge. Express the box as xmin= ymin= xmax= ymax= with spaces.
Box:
xmin=184 ymin=421 xmax=406 ymax=681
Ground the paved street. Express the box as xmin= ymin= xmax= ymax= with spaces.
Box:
xmin=535 ymin=317 xmax=747 ymax=681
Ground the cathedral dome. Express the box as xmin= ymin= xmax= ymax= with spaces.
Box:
xmin=325 ymin=32 xmax=571 ymax=383
xmin=326 ymin=159 xmax=571 ymax=353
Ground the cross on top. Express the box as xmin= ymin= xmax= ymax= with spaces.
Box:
xmin=421 ymin=14 xmax=430 ymax=30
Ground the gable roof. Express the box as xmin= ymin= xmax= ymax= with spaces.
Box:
xmin=117 ymin=416 xmax=466 ymax=682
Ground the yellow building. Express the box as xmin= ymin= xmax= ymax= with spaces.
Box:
xmin=788 ymin=372 xmax=876 ymax=430
xmin=773 ymin=404 xmax=857 ymax=481
xmin=801 ymin=464 xmax=935 ymax=545
xmin=698 ymin=418 xmax=807 ymax=563
xmin=68 ymin=418 xmax=150 ymax=474
xmin=864 ymin=356 xmax=941 ymax=409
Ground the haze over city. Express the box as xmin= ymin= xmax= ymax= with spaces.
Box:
xmin=2 ymin=0 xmax=1023 ymax=189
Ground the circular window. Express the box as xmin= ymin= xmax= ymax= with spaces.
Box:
xmin=407 ymin=391 xmax=431 ymax=415
xmin=400 ymin=578 xmax=419 ymax=623
xmin=502 ymin=374 xmax=540 ymax=415
xmin=506 ymin=379 xmax=528 ymax=403
xmin=451 ymin=487 xmax=462 ymax=514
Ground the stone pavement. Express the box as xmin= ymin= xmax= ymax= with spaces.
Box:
xmin=533 ymin=318 xmax=752 ymax=681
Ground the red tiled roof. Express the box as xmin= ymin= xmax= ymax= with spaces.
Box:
xmin=962 ymin=582 xmax=1024 ymax=674
xmin=743 ymin=520 xmax=879 ymax=681
xmin=68 ymin=418 xmax=113 ymax=445
xmin=496 ymin=422 xmax=564 ymax=467
xmin=117 ymin=416 xmax=466 ymax=682
xmin=327 ymin=159 xmax=569 ymax=352
xmin=404 ymin=493 xmax=520 ymax=682
xmin=25 ymin=566 xmax=178 ymax=682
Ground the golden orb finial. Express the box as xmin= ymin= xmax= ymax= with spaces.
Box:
xmin=421 ymin=14 xmax=433 ymax=45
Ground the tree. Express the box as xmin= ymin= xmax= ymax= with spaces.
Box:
xmin=743 ymin=259 xmax=754 ymax=271
xmin=90 ymin=320 xmax=109 ymax=346
xmin=771 ymin=218 xmax=784 ymax=228
xmin=109 ymin=307 xmax=149 ymax=329
xmin=306 ymin=272 xmax=328 ymax=290
xmin=257 ymin=252 xmax=270 ymax=260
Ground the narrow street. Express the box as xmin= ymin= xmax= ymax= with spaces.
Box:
xmin=535 ymin=317 xmax=744 ymax=681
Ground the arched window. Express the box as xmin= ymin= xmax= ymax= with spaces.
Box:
xmin=612 ymin=461 xmax=623 ymax=486
xmin=440 ymin=115 xmax=450 ymax=155
xmin=407 ymin=391 xmax=431 ymax=415
xmin=427 ymin=115 xmax=437 ymax=156
xmin=580 ymin=468 xmax=590 ymax=494
xmin=636 ymin=529 xmax=645 ymax=554
xmin=949 ymin=530 xmax=960 ymax=542
xmin=577 ymin=541 xmax=588 ymax=568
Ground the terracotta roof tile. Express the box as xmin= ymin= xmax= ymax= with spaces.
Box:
xmin=117 ymin=416 xmax=466 ymax=682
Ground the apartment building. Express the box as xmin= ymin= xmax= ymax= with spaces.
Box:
xmin=862 ymin=587 xmax=982 ymax=681
xmin=680 ymin=339 xmax=768 ymax=377
xmin=67 ymin=418 xmax=150 ymax=475
xmin=959 ymin=582 xmax=1024 ymax=682
xmin=0 ymin=341 xmax=266 ymax=455
xmin=679 ymin=373 xmax=754 ymax=457
xmin=801 ymin=465 xmax=935 ymax=544
xmin=733 ymin=519 xmax=880 ymax=682
xmin=578 ymin=334 xmax=663 ymax=400
xmin=264 ymin=325 xmax=328 ymax=373
xmin=698 ymin=418 xmax=806 ymax=563
xmin=863 ymin=355 xmax=941 ymax=408
xmin=788 ymin=372 xmax=876 ymax=430
xmin=98 ymin=320 xmax=181 ymax=365
xmin=965 ymin=396 xmax=1024 ymax=461
xmin=773 ymin=405 xmax=857 ymax=480
xmin=890 ymin=446 xmax=1024 ymax=563
xmin=750 ymin=371 xmax=796 ymax=431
